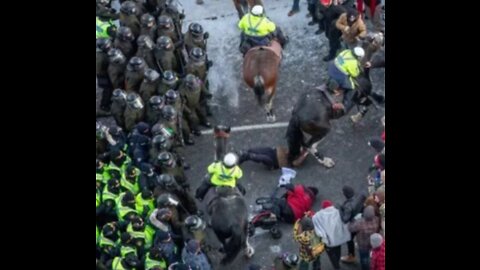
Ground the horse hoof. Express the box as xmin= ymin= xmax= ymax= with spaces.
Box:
xmin=350 ymin=113 xmax=363 ymax=123
xmin=266 ymin=115 xmax=276 ymax=123
xmin=321 ymin=157 xmax=335 ymax=168
xmin=245 ymin=246 xmax=255 ymax=258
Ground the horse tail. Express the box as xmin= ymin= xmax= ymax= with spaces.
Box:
xmin=253 ymin=75 xmax=265 ymax=105
xmin=221 ymin=223 xmax=244 ymax=265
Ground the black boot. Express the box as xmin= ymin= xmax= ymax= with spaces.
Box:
xmin=195 ymin=180 xmax=211 ymax=201
xmin=237 ymin=151 xmax=250 ymax=165
xmin=236 ymin=183 xmax=246 ymax=196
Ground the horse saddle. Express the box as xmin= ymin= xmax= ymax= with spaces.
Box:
xmin=206 ymin=186 xmax=242 ymax=208
xmin=246 ymin=39 xmax=283 ymax=60
xmin=214 ymin=186 xmax=242 ymax=197
xmin=316 ymin=83 xmax=342 ymax=107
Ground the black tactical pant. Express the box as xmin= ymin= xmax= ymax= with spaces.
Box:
xmin=240 ymin=147 xmax=279 ymax=169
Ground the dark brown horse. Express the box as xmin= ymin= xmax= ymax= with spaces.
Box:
xmin=200 ymin=125 xmax=254 ymax=265
xmin=232 ymin=0 xmax=263 ymax=19
xmin=286 ymin=73 xmax=383 ymax=167
xmin=243 ymin=39 xmax=282 ymax=122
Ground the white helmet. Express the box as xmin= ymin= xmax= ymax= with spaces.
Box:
xmin=251 ymin=5 xmax=264 ymax=16
xmin=353 ymin=46 xmax=365 ymax=58
xmin=223 ymin=153 xmax=238 ymax=168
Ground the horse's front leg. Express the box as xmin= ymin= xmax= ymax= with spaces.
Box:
xmin=244 ymin=225 xmax=255 ymax=258
xmin=305 ymin=128 xmax=335 ymax=168
xmin=233 ymin=0 xmax=246 ymax=19
xmin=351 ymin=106 xmax=369 ymax=123
xmin=265 ymin=90 xmax=276 ymax=122
xmin=245 ymin=238 xmax=255 ymax=258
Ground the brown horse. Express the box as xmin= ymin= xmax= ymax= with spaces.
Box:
xmin=232 ymin=0 xmax=263 ymax=19
xmin=243 ymin=39 xmax=282 ymax=122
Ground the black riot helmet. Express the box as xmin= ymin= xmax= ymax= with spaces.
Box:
xmin=96 ymin=38 xmax=112 ymax=52
xmin=120 ymin=1 xmax=137 ymax=16
xmin=117 ymin=26 xmax=134 ymax=41
xmin=161 ymin=105 xmax=176 ymax=121
xmin=162 ymin=70 xmax=177 ymax=86
xmin=127 ymin=57 xmax=146 ymax=71
xmin=164 ymin=89 xmax=178 ymax=105
xmin=156 ymin=35 xmax=173 ymax=50
xmin=189 ymin=47 xmax=205 ymax=62
xmin=157 ymin=15 xmax=173 ymax=30
xmin=107 ymin=48 xmax=126 ymax=64
xmin=140 ymin=13 xmax=155 ymax=28
xmin=149 ymin=96 xmax=164 ymax=111
xmin=188 ymin=23 xmax=204 ymax=38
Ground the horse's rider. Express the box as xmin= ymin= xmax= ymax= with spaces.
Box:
xmin=195 ymin=153 xmax=246 ymax=201
xmin=327 ymin=46 xmax=365 ymax=114
xmin=238 ymin=5 xmax=288 ymax=55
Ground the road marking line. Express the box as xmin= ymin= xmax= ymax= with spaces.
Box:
xmin=201 ymin=122 xmax=289 ymax=135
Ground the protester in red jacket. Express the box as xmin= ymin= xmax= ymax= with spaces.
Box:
xmin=370 ymin=233 xmax=385 ymax=270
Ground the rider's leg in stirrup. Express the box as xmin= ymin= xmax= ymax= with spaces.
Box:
xmin=195 ymin=178 xmax=213 ymax=201
xmin=236 ymin=183 xmax=246 ymax=195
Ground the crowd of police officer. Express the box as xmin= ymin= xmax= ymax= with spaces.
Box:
xmin=96 ymin=0 xmax=218 ymax=269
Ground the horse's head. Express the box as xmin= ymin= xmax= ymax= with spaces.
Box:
xmin=207 ymin=184 xmax=250 ymax=265
xmin=214 ymin=125 xmax=231 ymax=139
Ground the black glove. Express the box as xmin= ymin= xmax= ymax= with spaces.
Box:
xmin=203 ymin=32 xmax=210 ymax=39
xmin=207 ymin=60 xmax=213 ymax=69
xmin=179 ymin=13 xmax=186 ymax=20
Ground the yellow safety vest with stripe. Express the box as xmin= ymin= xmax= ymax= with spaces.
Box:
xmin=238 ymin=13 xmax=276 ymax=37
xmin=127 ymin=223 xmax=146 ymax=241
xmin=99 ymin=233 xmax=118 ymax=249
xmin=120 ymin=245 xmax=137 ymax=258
xmin=144 ymin=252 xmax=167 ymax=270
xmin=208 ymin=162 xmax=243 ymax=188
xmin=144 ymin=224 xmax=155 ymax=249
xmin=115 ymin=193 xmax=138 ymax=222
xmin=108 ymin=156 xmax=132 ymax=178
xmin=334 ymin=49 xmax=361 ymax=89
xmin=97 ymin=168 xmax=112 ymax=185
xmin=111 ymin=257 xmax=127 ymax=270
xmin=121 ymin=173 xmax=140 ymax=195
xmin=96 ymin=189 xmax=102 ymax=208
xmin=135 ymin=193 xmax=155 ymax=217
xmin=96 ymin=17 xmax=113 ymax=39
xmin=102 ymin=185 xmax=119 ymax=203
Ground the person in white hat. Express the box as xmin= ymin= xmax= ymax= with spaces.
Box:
xmin=326 ymin=46 xmax=365 ymax=114
xmin=195 ymin=152 xmax=246 ymax=201
xmin=237 ymin=5 xmax=288 ymax=54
